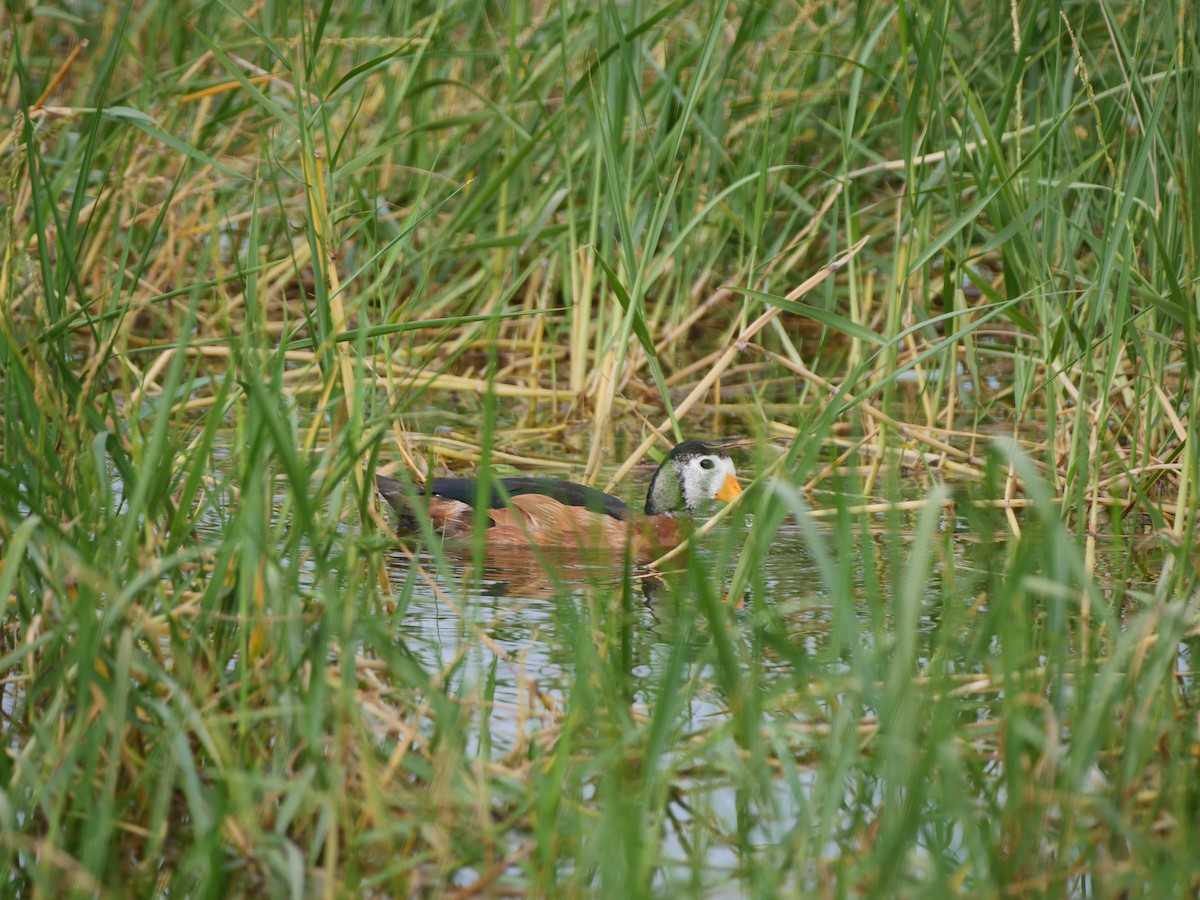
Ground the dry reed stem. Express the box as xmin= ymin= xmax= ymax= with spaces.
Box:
xmin=624 ymin=180 xmax=844 ymax=383
xmin=604 ymin=234 xmax=871 ymax=493
xmin=752 ymin=346 xmax=988 ymax=467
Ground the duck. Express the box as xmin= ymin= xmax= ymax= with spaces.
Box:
xmin=375 ymin=440 xmax=742 ymax=560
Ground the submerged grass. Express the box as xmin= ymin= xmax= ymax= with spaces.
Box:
xmin=2 ymin=0 xmax=1199 ymax=895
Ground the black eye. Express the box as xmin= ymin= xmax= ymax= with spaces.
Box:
xmin=700 ymin=458 xmax=715 ymax=470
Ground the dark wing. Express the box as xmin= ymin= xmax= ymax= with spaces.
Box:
xmin=427 ymin=476 xmax=629 ymax=521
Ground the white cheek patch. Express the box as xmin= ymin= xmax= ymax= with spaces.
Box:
xmin=681 ymin=456 xmax=736 ymax=511
xmin=715 ymin=458 xmax=734 ymax=487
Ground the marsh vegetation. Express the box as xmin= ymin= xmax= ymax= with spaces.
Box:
xmin=2 ymin=0 xmax=1198 ymax=895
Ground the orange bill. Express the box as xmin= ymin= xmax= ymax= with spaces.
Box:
xmin=715 ymin=473 xmax=742 ymax=503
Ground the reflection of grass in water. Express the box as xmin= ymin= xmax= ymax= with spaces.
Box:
xmin=2 ymin=0 xmax=1198 ymax=894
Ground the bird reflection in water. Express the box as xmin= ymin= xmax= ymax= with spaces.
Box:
xmin=382 ymin=539 xmax=686 ymax=609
